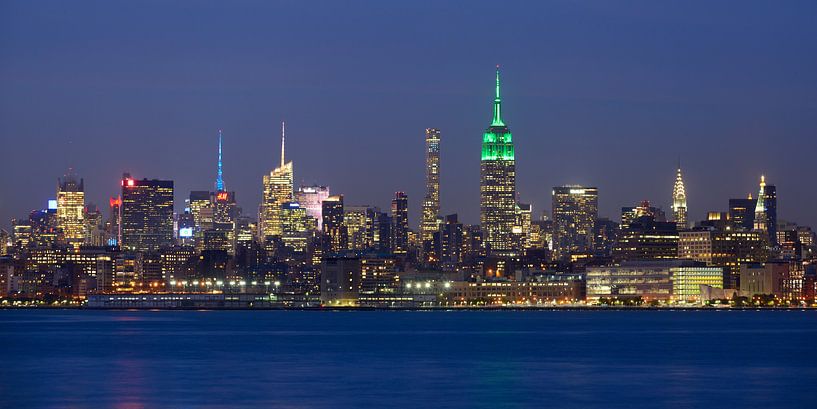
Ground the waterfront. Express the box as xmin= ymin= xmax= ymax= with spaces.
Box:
xmin=0 ymin=310 xmax=814 ymax=408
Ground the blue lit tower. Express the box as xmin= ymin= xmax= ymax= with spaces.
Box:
xmin=215 ymin=129 xmax=224 ymax=192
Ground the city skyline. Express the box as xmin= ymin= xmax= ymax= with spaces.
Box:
xmin=2 ymin=1 xmax=816 ymax=229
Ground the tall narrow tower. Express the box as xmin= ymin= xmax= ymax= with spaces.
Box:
xmin=259 ymin=122 xmax=294 ymax=238
xmin=479 ymin=66 xmax=517 ymax=256
xmin=754 ymin=175 xmax=778 ymax=245
xmin=421 ymin=128 xmax=441 ymax=244
xmin=671 ymin=165 xmax=688 ymax=229
xmin=57 ymin=169 xmax=86 ymax=251
xmin=215 ymin=129 xmax=224 ymax=192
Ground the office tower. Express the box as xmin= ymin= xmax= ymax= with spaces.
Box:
xmin=188 ymin=191 xmax=213 ymax=232
xmin=322 ymin=195 xmax=347 ymax=253
xmin=515 ymin=203 xmax=532 ymax=249
xmin=56 ymin=170 xmax=85 ymax=250
xmin=421 ymin=128 xmax=441 ymax=244
xmin=280 ymin=202 xmax=309 ymax=252
xmin=296 ymin=185 xmax=330 ymax=230
xmin=729 ymin=195 xmax=755 ymax=230
xmin=671 ymin=166 xmax=688 ymax=229
xmin=391 ymin=192 xmax=409 ymax=254
xmin=552 ymin=186 xmax=598 ymax=258
xmin=260 ymin=122 xmax=293 ymax=238
xmin=753 ymin=175 xmax=777 ymax=245
xmin=480 ymin=67 xmax=517 ymax=256
xmin=120 ymin=173 xmax=174 ymax=253
xmin=613 ymin=215 xmax=679 ymax=261
xmin=83 ymin=204 xmax=106 ymax=247
xmin=438 ymin=214 xmax=463 ymax=263
xmin=107 ymin=196 xmax=122 ymax=246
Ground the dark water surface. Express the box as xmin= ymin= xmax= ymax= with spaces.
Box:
xmin=0 ymin=309 xmax=814 ymax=408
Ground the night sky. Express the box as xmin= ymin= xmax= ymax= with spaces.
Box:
xmin=1 ymin=1 xmax=816 ymax=229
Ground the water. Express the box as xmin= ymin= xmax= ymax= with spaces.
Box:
xmin=0 ymin=309 xmax=814 ymax=408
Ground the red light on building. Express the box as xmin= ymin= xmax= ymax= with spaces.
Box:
xmin=216 ymin=192 xmax=229 ymax=202
xmin=109 ymin=197 xmax=122 ymax=207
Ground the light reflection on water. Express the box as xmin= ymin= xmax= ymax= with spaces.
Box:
xmin=0 ymin=309 xmax=814 ymax=408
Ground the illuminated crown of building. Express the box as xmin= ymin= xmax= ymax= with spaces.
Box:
xmin=215 ymin=129 xmax=224 ymax=192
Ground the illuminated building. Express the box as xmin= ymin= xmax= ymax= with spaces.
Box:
xmin=678 ymin=227 xmax=768 ymax=288
xmin=446 ymin=279 xmax=584 ymax=306
xmin=621 ymin=201 xmax=666 ymax=227
xmin=671 ymin=166 xmax=688 ymax=229
xmin=320 ymin=256 xmax=361 ymax=306
xmin=56 ymin=170 xmax=85 ymax=250
xmin=160 ymin=246 xmax=196 ymax=283
xmin=516 ymin=203 xmax=532 ymax=249
xmin=281 ymin=202 xmax=310 ymax=252
xmin=120 ymin=173 xmax=174 ymax=253
xmin=259 ymin=122 xmax=293 ymax=238
xmin=421 ymin=128 xmax=441 ymax=244
xmin=753 ymin=175 xmax=777 ymax=246
xmin=729 ymin=195 xmax=755 ymax=230
xmin=552 ymin=186 xmax=598 ymax=258
xmin=343 ymin=205 xmax=380 ymax=250
xmin=359 ymin=256 xmax=401 ymax=306
xmin=107 ymin=197 xmax=122 ymax=246
xmin=463 ymin=225 xmax=485 ymax=259
xmin=480 ymin=67 xmax=517 ymax=256
xmin=586 ymin=261 xmax=713 ymax=303
xmin=188 ymin=191 xmax=213 ymax=233
xmin=391 ymin=192 xmax=409 ymax=254
xmin=672 ymin=265 xmax=724 ymax=302
xmin=322 ymin=195 xmax=347 ymax=253
xmin=83 ymin=204 xmax=106 ymax=247
xmin=12 ymin=221 xmax=32 ymax=252
xmin=295 ymin=185 xmax=330 ymax=230
xmin=613 ymin=215 xmax=678 ymax=261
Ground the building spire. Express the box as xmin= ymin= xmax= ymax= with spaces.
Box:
xmin=216 ymin=129 xmax=224 ymax=192
xmin=491 ymin=65 xmax=505 ymax=127
xmin=280 ymin=121 xmax=286 ymax=168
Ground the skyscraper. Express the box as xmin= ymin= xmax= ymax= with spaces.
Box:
xmin=56 ymin=169 xmax=85 ymax=250
xmin=421 ymin=128 xmax=441 ymax=244
xmin=295 ymin=185 xmax=330 ymax=230
xmin=552 ymin=186 xmax=598 ymax=258
xmin=120 ymin=173 xmax=174 ymax=253
xmin=322 ymin=195 xmax=347 ymax=253
xmin=671 ymin=166 xmax=688 ymax=229
xmin=729 ymin=195 xmax=755 ymax=231
xmin=753 ymin=175 xmax=777 ymax=245
xmin=260 ymin=122 xmax=293 ymax=238
xmin=391 ymin=192 xmax=409 ymax=254
xmin=480 ymin=67 xmax=517 ymax=256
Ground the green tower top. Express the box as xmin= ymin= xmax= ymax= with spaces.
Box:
xmin=482 ymin=66 xmax=514 ymax=161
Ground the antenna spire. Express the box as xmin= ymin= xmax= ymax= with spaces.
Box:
xmin=216 ymin=129 xmax=224 ymax=191
xmin=280 ymin=121 xmax=286 ymax=168
xmin=491 ymin=66 xmax=504 ymax=127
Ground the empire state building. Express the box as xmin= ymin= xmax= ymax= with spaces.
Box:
xmin=480 ymin=67 xmax=517 ymax=256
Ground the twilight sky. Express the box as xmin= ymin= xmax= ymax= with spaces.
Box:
xmin=1 ymin=0 xmax=816 ymax=229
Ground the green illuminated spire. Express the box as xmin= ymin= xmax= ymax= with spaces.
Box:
xmin=491 ymin=65 xmax=504 ymax=127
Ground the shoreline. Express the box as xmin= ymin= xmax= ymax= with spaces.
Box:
xmin=2 ymin=306 xmax=815 ymax=311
